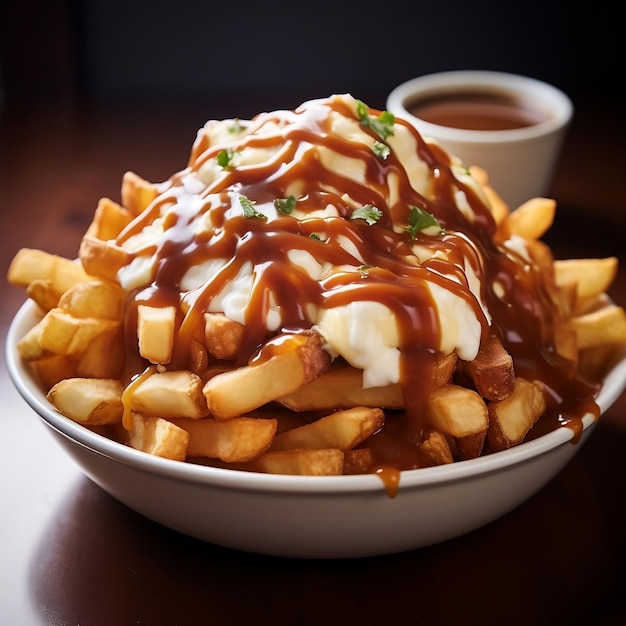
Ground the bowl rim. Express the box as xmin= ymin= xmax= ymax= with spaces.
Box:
xmin=7 ymin=298 xmax=626 ymax=495
xmin=386 ymin=70 xmax=574 ymax=145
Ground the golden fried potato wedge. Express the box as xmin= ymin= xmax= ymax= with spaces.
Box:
xmin=39 ymin=308 xmax=120 ymax=355
xmin=58 ymin=279 xmax=125 ymax=320
xmin=554 ymin=257 xmax=618 ymax=302
xmin=137 ymin=304 xmax=177 ymax=364
xmin=342 ymin=448 xmax=376 ymax=474
xmin=79 ymin=236 xmax=132 ymax=281
xmin=249 ymin=448 xmax=344 ymax=476
xmin=270 ymin=406 xmax=384 ymax=452
xmin=568 ymin=304 xmax=626 ymax=350
xmin=204 ymin=312 xmax=245 ymax=360
xmin=487 ymin=378 xmax=546 ymax=450
xmin=85 ymin=197 xmax=135 ymax=241
xmin=47 ymin=377 xmax=124 ymax=425
xmin=417 ymin=428 xmax=454 ymax=466
xmin=124 ymin=413 xmax=189 ymax=461
xmin=171 ymin=416 xmax=277 ymax=462
xmin=132 ymin=370 xmax=209 ymax=419
xmin=7 ymin=248 xmax=90 ymax=292
xmin=121 ymin=171 xmax=159 ymax=215
xmin=278 ymin=363 xmax=404 ymax=411
xmin=464 ymin=335 xmax=515 ymax=401
xmin=425 ymin=384 xmax=488 ymax=438
xmin=203 ymin=331 xmax=331 ymax=420
xmin=502 ymin=197 xmax=556 ymax=240
xmin=455 ymin=431 xmax=487 ymax=461
xmin=33 ymin=354 xmax=77 ymax=389
xmin=16 ymin=319 xmax=50 ymax=361
xmin=25 ymin=278 xmax=64 ymax=312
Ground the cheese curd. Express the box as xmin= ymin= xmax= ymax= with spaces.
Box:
xmin=115 ymin=94 xmax=524 ymax=387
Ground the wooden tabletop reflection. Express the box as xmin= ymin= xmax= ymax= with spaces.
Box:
xmin=1 ymin=91 xmax=625 ymax=626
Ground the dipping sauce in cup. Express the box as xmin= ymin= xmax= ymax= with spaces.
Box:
xmin=387 ymin=71 xmax=573 ymax=209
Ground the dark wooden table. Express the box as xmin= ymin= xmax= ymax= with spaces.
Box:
xmin=1 ymin=90 xmax=625 ymax=626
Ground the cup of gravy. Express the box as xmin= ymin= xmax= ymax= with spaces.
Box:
xmin=386 ymin=71 xmax=573 ymax=209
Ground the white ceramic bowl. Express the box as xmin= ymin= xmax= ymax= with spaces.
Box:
xmin=7 ymin=299 xmax=626 ymax=559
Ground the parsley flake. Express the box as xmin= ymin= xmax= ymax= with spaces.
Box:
xmin=404 ymin=206 xmax=442 ymax=239
xmin=356 ymin=100 xmax=395 ymax=141
xmin=350 ymin=204 xmax=383 ymax=226
xmin=217 ymin=148 xmax=236 ymax=168
xmin=274 ymin=195 xmax=297 ymax=215
xmin=372 ymin=141 xmax=391 ymax=159
xmin=239 ymin=196 xmax=266 ymax=219
xmin=228 ymin=119 xmax=245 ymax=134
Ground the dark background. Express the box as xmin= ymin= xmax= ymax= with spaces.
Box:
xmin=0 ymin=0 xmax=623 ymax=112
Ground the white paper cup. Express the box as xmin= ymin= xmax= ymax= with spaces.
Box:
xmin=386 ymin=70 xmax=573 ymax=210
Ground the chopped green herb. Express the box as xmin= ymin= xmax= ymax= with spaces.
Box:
xmin=372 ymin=141 xmax=390 ymax=159
xmin=404 ymin=206 xmax=442 ymax=239
xmin=310 ymin=233 xmax=322 ymax=241
xmin=217 ymin=148 xmax=236 ymax=168
xmin=274 ymin=195 xmax=297 ymax=214
xmin=228 ymin=119 xmax=245 ymax=133
xmin=350 ymin=204 xmax=383 ymax=226
xmin=239 ymin=195 xmax=266 ymax=219
xmin=356 ymin=100 xmax=395 ymax=141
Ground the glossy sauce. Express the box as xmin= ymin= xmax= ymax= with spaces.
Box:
xmin=408 ymin=91 xmax=550 ymax=131
xmin=114 ymin=95 xmax=599 ymax=474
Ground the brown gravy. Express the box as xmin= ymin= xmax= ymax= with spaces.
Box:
xmin=408 ymin=91 xmax=550 ymax=131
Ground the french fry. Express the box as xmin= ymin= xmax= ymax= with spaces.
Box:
xmin=278 ymin=352 xmax=456 ymax=412
xmin=203 ymin=330 xmax=331 ymax=420
xmin=249 ymin=448 xmax=345 ymax=476
xmin=26 ymin=278 xmax=64 ymax=312
xmin=79 ymin=236 xmax=132 ymax=281
xmin=425 ymin=384 xmax=488 ymax=438
xmin=554 ymin=257 xmax=618 ymax=302
xmin=85 ymin=197 xmax=134 ymax=240
xmin=75 ymin=324 xmax=126 ymax=379
xmin=7 ymin=248 xmax=90 ymax=292
xmin=33 ymin=354 xmax=77 ymax=389
xmin=124 ymin=413 xmax=189 ymax=461
xmin=170 ymin=416 xmax=277 ymax=462
xmin=16 ymin=320 xmax=50 ymax=360
xmin=342 ymin=448 xmax=376 ymax=474
xmin=568 ymin=304 xmax=626 ymax=350
xmin=487 ymin=378 xmax=547 ymax=451
xmin=39 ymin=308 xmax=119 ymax=355
xmin=58 ymin=279 xmax=125 ymax=320
xmin=278 ymin=363 xmax=404 ymax=411
xmin=47 ymin=377 xmax=124 ymax=425
xmin=204 ymin=312 xmax=245 ymax=360
xmin=502 ymin=197 xmax=556 ymax=240
xmin=553 ymin=322 xmax=579 ymax=363
xmin=132 ymin=370 xmax=209 ymax=419
xmin=417 ymin=428 xmax=454 ymax=466
xmin=269 ymin=407 xmax=384 ymax=452
xmin=137 ymin=304 xmax=177 ymax=364
xmin=578 ymin=344 xmax=623 ymax=383
xmin=121 ymin=171 xmax=159 ymax=215
xmin=464 ymin=335 xmax=515 ymax=401
xmin=455 ymin=431 xmax=487 ymax=461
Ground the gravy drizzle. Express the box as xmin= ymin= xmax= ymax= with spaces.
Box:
xmin=115 ymin=95 xmax=600 ymax=474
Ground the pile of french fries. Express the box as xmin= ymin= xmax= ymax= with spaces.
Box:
xmin=8 ymin=153 xmax=626 ymax=480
